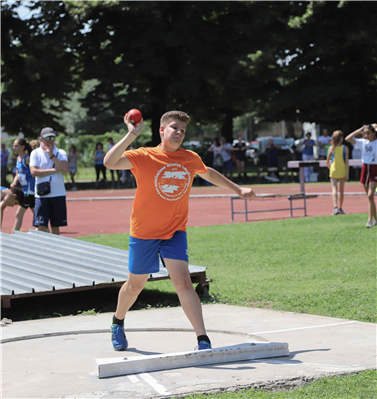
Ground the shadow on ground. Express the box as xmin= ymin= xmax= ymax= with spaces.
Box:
xmin=1 ymin=287 xmax=183 ymax=322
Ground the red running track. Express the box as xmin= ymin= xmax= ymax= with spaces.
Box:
xmin=0 ymin=183 xmax=365 ymax=238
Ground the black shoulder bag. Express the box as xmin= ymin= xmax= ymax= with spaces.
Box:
xmin=36 ymin=150 xmax=59 ymax=196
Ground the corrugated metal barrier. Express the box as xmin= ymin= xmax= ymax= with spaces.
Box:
xmin=0 ymin=230 xmax=209 ymax=308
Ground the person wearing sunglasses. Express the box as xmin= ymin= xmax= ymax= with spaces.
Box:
xmin=30 ymin=127 xmax=69 ymax=235
xmin=346 ymin=124 xmax=377 ymax=228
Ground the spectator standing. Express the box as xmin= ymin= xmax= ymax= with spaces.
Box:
xmin=107 ymin=138 xmax=122 ymax=188
xmin=1 ymin=187 xmax=24 ymax=227
xmin=30 ymin=127 xmax=69 ymax=235
xmin=318 ymin=129 xmax=332 ymax=159
xmin=262 ymin=139 xmax=280 ymax=180
xmin=68 ymin=145 xmax=81 ymax=191
xmin=10 ymin=139 xmax=36 ymax=232
xmin=233 ymin=136 xmax=249 ymax=183
xmin=346 ymin=125 xmax=377 ymax=228
xmin=262 ymin=139 xmax=280 ymax=168
xmin=94 ymin=142 xmax=108 ymax=189
xmin=1 ymin=143 xmax=10 ymax=187
xmin=291 ymin=145 xmax=302 ymax=161
xmin=326 ymin=130 xmax=349 ymax=215
xmin=300 ymin=133 xmax=316 ymax=182
xmin=207 ymin=138 xmax=223 ymax=173
xmin=220 ymin=137 xmax=233 ymax=180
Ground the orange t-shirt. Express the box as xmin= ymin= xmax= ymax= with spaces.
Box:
xmin=125 ymin=146 xmax=208 ymax=239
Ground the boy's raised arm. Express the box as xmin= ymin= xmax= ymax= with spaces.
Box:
xmin=104 ymin=114 xmax=144 ymax=170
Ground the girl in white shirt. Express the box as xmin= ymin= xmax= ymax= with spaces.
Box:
xmin=346 ymin=124 xmax=377 ymax=228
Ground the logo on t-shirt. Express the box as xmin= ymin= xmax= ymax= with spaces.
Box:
xmin=154 ymin=163 xmax=191 ymax=201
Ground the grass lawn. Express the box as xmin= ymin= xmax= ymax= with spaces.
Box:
xmin=182 ymin=370 xmax=376 ymax=398
xmin=78 ymin=213 xmax=376 ymax=398
xmin=79 ymin=213 xmax=376 ymax=323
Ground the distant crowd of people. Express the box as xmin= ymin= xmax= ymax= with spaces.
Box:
xmin=1 ymin=132 xmax=138 ymax=234
xmin=1 ymin=122 xmax=377 ymax=232
xmin=94 ymin=139 xmax=135 ymax=189
xmin=292 ymin=124 xmax=377 ymax=225
xmin=208 ymin=136 xmax=249 ymax=183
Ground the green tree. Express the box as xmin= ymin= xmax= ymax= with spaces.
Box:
xmin=65 ymin=1 xmax=264 ymax=143
xmin=255 ymin=1 xmax=377 ymax=130
xmin=1 ymin=0 xmax=79 ymax=137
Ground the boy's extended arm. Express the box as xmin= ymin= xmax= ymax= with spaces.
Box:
xmin=104 ymin=115 xmax=144 ymax=170
xmin=198 ymin=167 xmax=255 ymax=199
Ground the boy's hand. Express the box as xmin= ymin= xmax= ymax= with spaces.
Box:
xmin=238 ymin=187 xmax=256 ymax=200
xmin=124 ymin=113 xmax=144 ymax=137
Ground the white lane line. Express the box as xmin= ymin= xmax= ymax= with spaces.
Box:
xmin=139 ymin=373 xmax=171 ymax=396
xmin=127 ymin=374 xmax=139 ymax=383
xmin=251 ymin=321 xmax=357 ymax=335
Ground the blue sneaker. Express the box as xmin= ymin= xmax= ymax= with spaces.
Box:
xmin=111 ymin=323 xmax=128 ymax=351
xmin=195 ymin=340 xmax=212 ymax=350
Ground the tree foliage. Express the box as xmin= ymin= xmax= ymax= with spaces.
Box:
xmin=1 ymin=1 xmax=80 ymax=137
xmin=256 ymin=1 xmax=377 ymax=130
xmin=2 ymin=1 xmax=376 ymax=142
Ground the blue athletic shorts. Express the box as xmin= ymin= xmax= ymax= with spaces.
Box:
xmin=33 ymin=196 xmax=67 ymax=227
xmin=128 ymin=230 xmax=188 ymax=275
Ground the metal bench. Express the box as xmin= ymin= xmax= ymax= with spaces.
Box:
xmin=231 ymin=193 xmax=309 ymax=221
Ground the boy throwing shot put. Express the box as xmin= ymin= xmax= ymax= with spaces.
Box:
xmin=104 ymin=110 xmax=256 ymax=351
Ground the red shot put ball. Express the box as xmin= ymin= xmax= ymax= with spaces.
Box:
xmin=126 ymin=109 xmax=142 ymax=126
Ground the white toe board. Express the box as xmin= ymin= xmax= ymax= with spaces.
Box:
xmin=96 ymin=341 xmax=289 ymax=378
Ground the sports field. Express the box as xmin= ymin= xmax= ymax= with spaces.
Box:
xmin=2 ymin=183 xmax=375 ymax=397
xmin=78 ymin=212 xmax=376 ymax=398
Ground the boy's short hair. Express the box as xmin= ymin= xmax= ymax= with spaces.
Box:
xmin=10 ymin=187 xmax=24 ymax=206
xmin=160 ymin=111 xmax=190 ymax=126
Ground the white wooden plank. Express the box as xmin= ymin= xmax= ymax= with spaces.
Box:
xmin=96 ymin=341 xmax=289 ymax=378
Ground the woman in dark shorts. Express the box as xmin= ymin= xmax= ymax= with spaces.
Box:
xmin=10 ymin=138 xmax=35 ymax=232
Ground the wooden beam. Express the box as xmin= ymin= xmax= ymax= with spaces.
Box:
xmin=96 ymin=341 xmax=289 ymax=379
